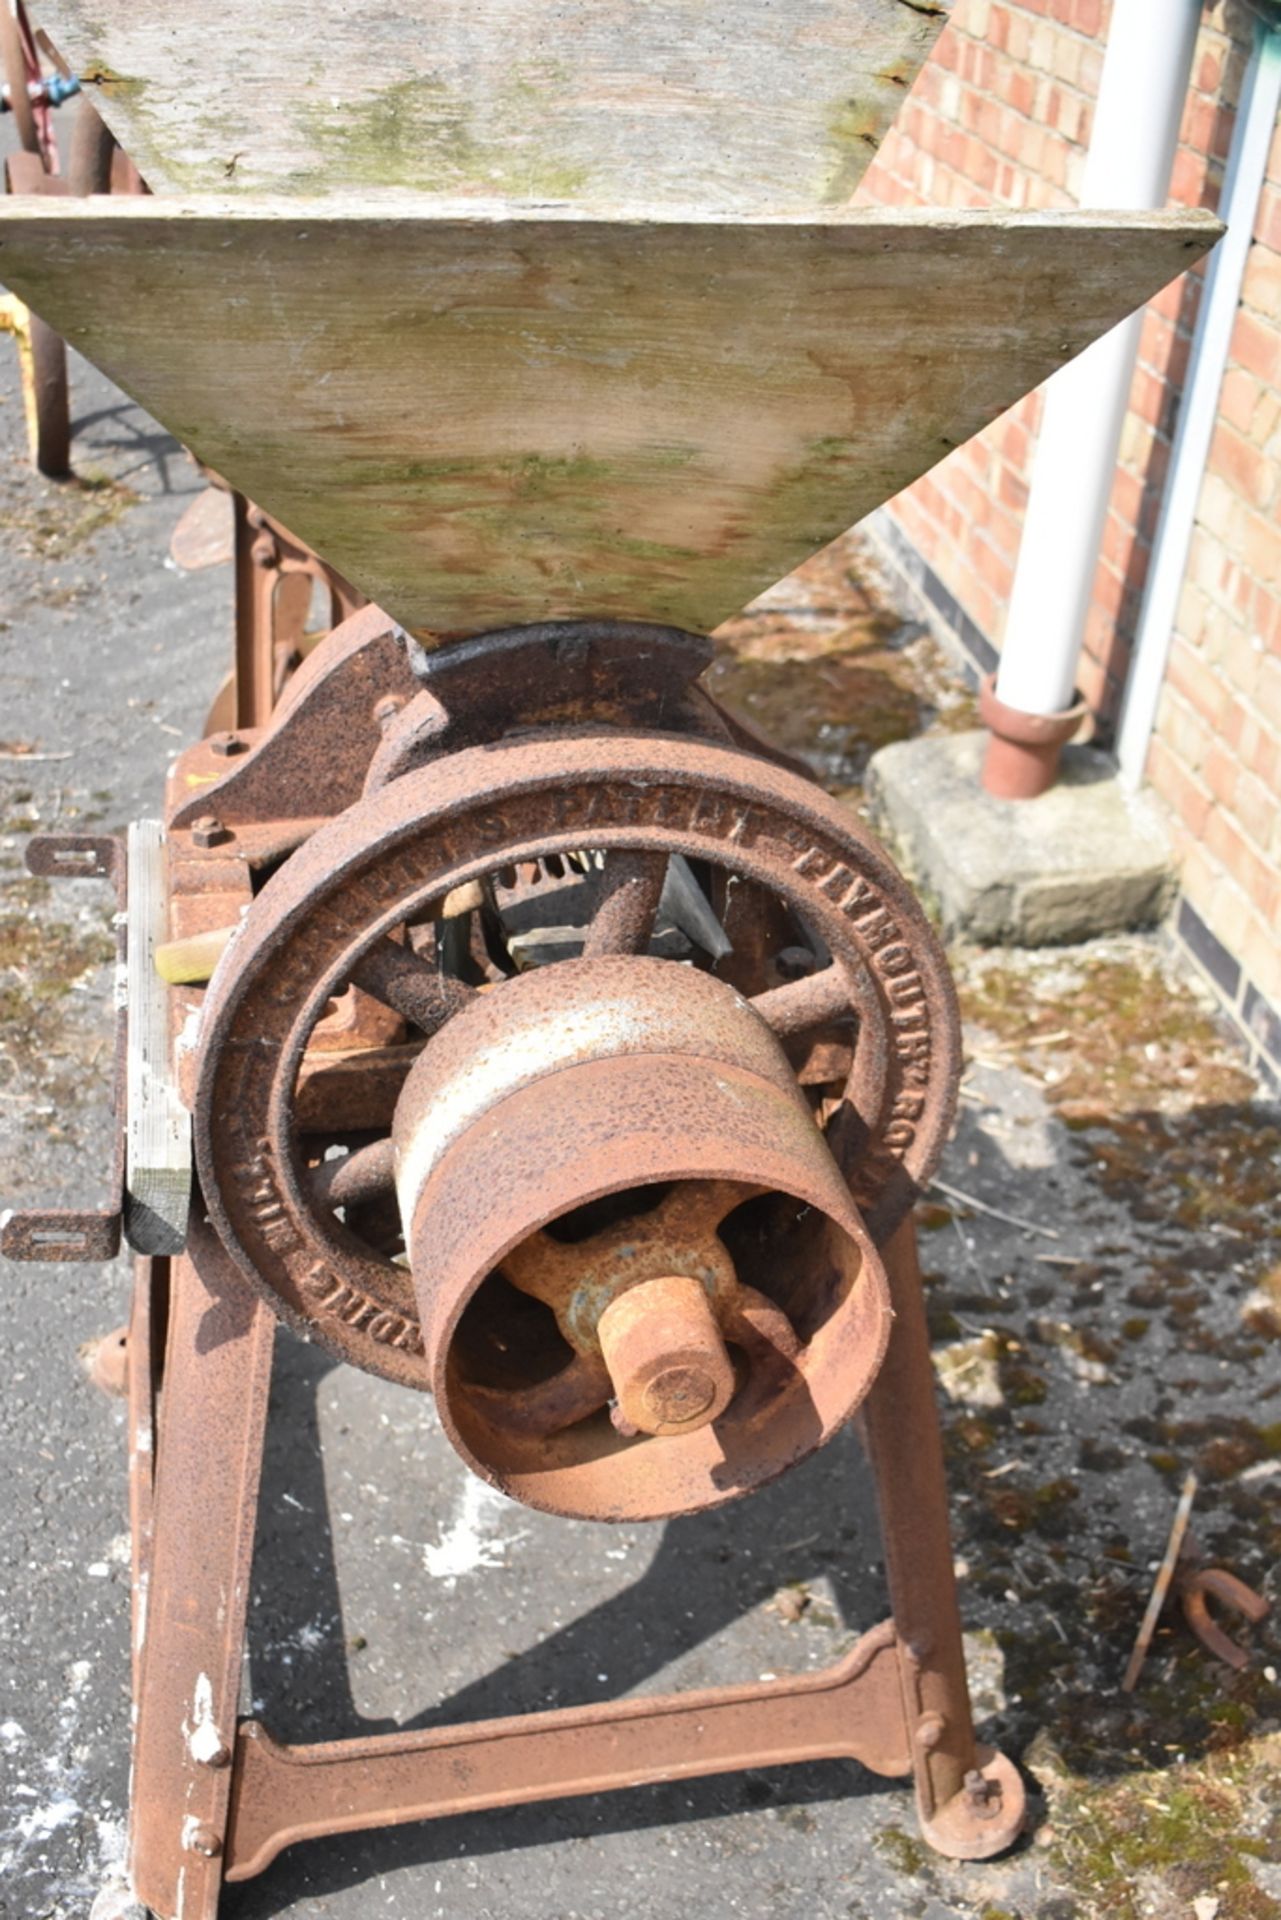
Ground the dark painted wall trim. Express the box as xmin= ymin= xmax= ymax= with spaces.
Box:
xmin=861 ymin=506 xmax=998 ymax=685
xmin=1176 ymin=897 xmax=1281 ymax=1099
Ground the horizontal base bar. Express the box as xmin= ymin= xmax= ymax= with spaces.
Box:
xmin=225 ymin=1619 xmax=912 ymax=1882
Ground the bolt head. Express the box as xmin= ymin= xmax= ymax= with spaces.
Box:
xmin=963 ymin=1766 xmax=1000 ymax=1816
xmin=190 ymin=815 xmax=230 ymax=850
xmin=208 ymin=732 xmax=247 ymax=757
xmin=186 ymin=1823 xmax=222 ymax=1858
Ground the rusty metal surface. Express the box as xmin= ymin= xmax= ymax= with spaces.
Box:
xmin=366 ymin=619 xmax=725 ymax=790
xmin=193 ymin=728 xmax=959 ymax=1393
xmin=347 ymin=933 xmax=474 ymax=1035
xmin=1120 ymin=1481 xmax=1274 ymax=1679
xmin=169 ymin=603 xmax=415 ymax=830
xmin=1178 ymin=1560 xmax=1271 ymax=1671
xmin=128 ymin=1218 xmax=276 ymax=1920
xmin=84 ymin=1322 xmax=130 ymax=1397
xmin=1 ymin=3 xmax=42 ymax=158
xmin=126 ymin=1256 xmax=163 ymax=1706
xmin=578 ymin=848 xmax=668 ymax=958
xmin=102 ymin=609 xmax=1009 ymax=1901
xmin=0 ymin=832 xmax=127 ymax=1261
xmin=222 ymin=1619 xmax=913 ymax=1884
xmin=391 ymin=956 xmax=892 ymax=1518
xmin=123 ymin=1215 xmax=1017 ymax=1913
xmin=861 ymin=1219 xmax=1025 ymax=1859
xmin=231 ymin=494 xmax=365 ymax=731
xmin=64 ymin=94 xmax=116 ymax=194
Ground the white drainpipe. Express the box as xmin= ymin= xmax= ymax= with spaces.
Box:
xmin=982 ymin=0 xmax=1202 ymax=796
xmin=1117 ymin=17 xmax=1281 ymax=789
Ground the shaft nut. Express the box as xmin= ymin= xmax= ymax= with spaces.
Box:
xmin=597 ymin=1274 xmax=736 ymax=1437
xmin=190 ymin=815 xmax=231 ymax=850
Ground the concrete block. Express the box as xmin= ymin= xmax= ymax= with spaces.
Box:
xmin=866 ymin=731 xmax=1174 ymax=945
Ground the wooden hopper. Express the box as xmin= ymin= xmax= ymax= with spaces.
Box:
xmin=0 ymin=198 xmax=1218 ymax=636
xmin=1 ymin=2 xmax=1220 ymax=635
xmin=30 ymin=0 xmax=952 ymax=208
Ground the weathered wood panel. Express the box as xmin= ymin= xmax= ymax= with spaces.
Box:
xmin=32 ymin=0 xmax=949 ymax=208
xmin=0 ymin=200 xmax=1219 ymax=635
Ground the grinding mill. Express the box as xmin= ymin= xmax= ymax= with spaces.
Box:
xmin=0 ymin=4 xmax=1222 ymax=1913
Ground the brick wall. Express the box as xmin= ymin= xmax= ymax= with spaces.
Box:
xmin=856 ymin=0 xmax=1281 ymax=1092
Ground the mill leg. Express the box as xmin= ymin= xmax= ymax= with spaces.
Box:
xmin=126 ymin=1253 xmax=167 ymax=1703
xmin=860 ymin=1218 xmax=1026 ymax=1858
xmin=128 ymin=1218 xmax=275 ymax=1920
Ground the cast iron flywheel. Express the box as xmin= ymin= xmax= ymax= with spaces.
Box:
xmin=194 ymin=721 xmax=959 ymax=1519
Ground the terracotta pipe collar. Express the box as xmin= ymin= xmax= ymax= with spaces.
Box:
xmin=978 ymin=673 xmax=1088 ymax=800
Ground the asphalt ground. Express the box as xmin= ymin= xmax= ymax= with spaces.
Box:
xmin=2 ymin=335 xmax=1280 ymax=1920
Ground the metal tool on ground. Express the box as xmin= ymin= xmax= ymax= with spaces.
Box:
xmin=1121 ymin=1474 xmax=1271 ymax=1689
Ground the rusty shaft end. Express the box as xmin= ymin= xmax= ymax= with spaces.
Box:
xmin=597 ymin=1274 xmax=735 ymax=1436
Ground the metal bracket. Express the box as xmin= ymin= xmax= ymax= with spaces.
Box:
xmin=168 ymin=607 xmax=416 ymax=832
xmin=1 ymin=833 xmax=127 ymax=1261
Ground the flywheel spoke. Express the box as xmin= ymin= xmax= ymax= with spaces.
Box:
xmin=309 ymin=1137 xmax=395 ymax=1210
xmin=750 ymin=963 xmax=851 ymax=1036
xmin=498 ymin=1232 xmax=582 ymax=1310
xmin=349 ymin=934 xmax=476 ymax=1033
xmin=580 ymin=850 xmax=668 ymax=957
xmin=468 ymin=1353 xmax=613 ymax=1438
xmin=653 ymin=1178 xmax=763 ymax=1242
xmin=726 ymin=1283 xmax=803 ymax=1363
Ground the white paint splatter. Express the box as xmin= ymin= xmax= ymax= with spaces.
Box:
xmin=135 ymin=1568 xmax=149 ymax=1657
xmin=12 ymin=1798 xmax=80 ymax=1843
xmin=95 ymin=1814 xmax=127 ymax=1875
xmin=184 ymin=1671 xmax=226 ymax=1766
xmin=0 ymin=1661 xmax=94 ymax=1882
xmin=175 ymin=1003 xmax=202 ymax=1057
xmin=422 ymin=1477 xmax=526 ymax=1585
